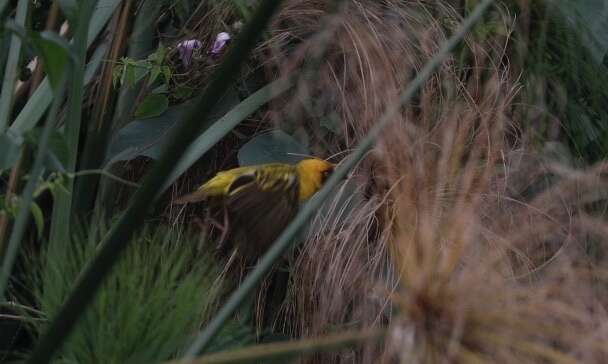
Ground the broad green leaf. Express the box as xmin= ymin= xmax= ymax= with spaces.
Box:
xmin=237 ymin=129 xmax=309 ymax=166
xmin=105 ymin=89 xmax=240 ymax=165
xmin=105 ymin=101 xmax=197 ymax=163
xmin=134 ymin=94 xmax=169 ymax=119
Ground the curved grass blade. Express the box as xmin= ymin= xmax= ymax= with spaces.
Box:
xmin=0 ymin=0 xmax=28 ymax=132
xmin=183 ymin=0 xmax=496 ymax=358
xmin=26 ymin=1 xmax=289 ymax=363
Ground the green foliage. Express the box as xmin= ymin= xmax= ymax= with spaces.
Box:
xmin=237 ymin=129 xmax=309 ymax=166
xmin=0 ymin=131 xmax=22 ymax=171
xmin=111 ymin=45 xmax=171 ymax=89
xmin=0 ymin=196 xmax=44 ymax=239
xmin=29 ymin=225 xmax=224 ymax=363
xmin=112 ymin=45 xmax=173 ymax=119
xmin=514 ymin=2 xmax=608 ymax=162
xmin=134 ymin=93 xmax=170 ymax=119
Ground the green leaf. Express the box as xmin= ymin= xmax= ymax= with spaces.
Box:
xmin=2 ymin=23 xmax=72 ymax=91
xmin=30 ymin=201 xmax=44 ymax=238
xmin=147 ymin=43 xmax=166 ymax=64
xmin=30 ymin=31 xmax=71 ymax=90
xmin=112 ymin=63 xmax=123 ymax=88
xmin=57 ymin=0 xmax=78 ymax=22
xmin=133 ymin=59 xmax=150 ymax=83
xmin=24 ymin=128 xmax=69 ymax=172
xmin=238 ymin=129 xmax=309 ymax=166
xmin=160 ymin=78 xmax=293 ymax=192
xmin=0 ymin=131 xmax=22 ymax=171
xmin=148 ymin=65 xmax=161 ymax=86
xmin=150 ymin=83 xmax=168 ymax=94
xmin=106 ymin=89 xmax=240 ymax=165
xmin=173 ymin=86 xmax=194 ymax=100
xmin=123 ymin=62 xmax=136 ymax=87
xmin=162 ymin=65 xmax=171 ymax=85
xmin=134 ymin=94 xmax=169 ymax=119
xmin=106 ymin=100 xmax=198 ymax=163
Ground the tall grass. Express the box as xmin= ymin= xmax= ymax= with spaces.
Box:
xmin=26 ymin=225 xmax=224 ymax=363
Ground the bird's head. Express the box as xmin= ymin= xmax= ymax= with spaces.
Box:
xmin=296 ymin=158 xmax=335 ymax=201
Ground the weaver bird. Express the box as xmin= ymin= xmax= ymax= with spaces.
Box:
xmin=175 ymin=158 xmax=335 ymax=258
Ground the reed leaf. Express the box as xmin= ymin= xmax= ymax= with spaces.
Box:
xmin=7 ymin=0 xmax=121 ymax=136
xmin=0 ymin=78 xmax=67 ymax=300
xmin=26 ymin=1 xmax=290 ymax=362
xmin=48 ymin=0 xmax=97 ymax=248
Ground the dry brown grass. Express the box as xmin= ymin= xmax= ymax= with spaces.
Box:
xmin=253 ymin=1 xmax=608 ymax=363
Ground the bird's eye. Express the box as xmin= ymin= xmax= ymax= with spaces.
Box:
xmin=321 ymin=168 xmax=333 ymax=182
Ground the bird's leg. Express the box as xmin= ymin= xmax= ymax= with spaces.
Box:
xmin=205 ymin=207 xmax=230 ymax=249
xmin=217 ymin=207 xmax=230 ymax=248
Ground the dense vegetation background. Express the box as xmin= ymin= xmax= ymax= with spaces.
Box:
xmin=1 ymin=0 xmax=608 ymax=363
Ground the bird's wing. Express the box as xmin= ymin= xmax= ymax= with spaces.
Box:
xmin=225 ymin=168 xmax=299 ymax=256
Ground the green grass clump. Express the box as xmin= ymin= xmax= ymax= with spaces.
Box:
xmin=29 ymin=225 xmax=223 ymax=363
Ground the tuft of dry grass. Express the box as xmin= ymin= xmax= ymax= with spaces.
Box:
xmin=254 ymin=1 xmax=608 ymax=363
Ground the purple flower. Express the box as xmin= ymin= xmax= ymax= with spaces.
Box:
xmin=209 ymin=32 xmax=231 ymax=55
xmin=177 ymin=39 xmax=202 ymax=68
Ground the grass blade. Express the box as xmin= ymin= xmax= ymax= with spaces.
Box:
xmin=0 ymin=78 xmax=67 ymax=300
xmin=48 ymin=0 xmax=97 ymax=247
xmin=182 ymin=0 xmax=496 ymax=357
xmin=26 ymin=1 xmax=288 ymax=362
xmin=0 ymin=0 xmax=28 ymax=131
xmin=9 ymin=42 xmax=107 ymax=135
xmin=160 ymin=76 xmax=293 ymax=193
xmin=0 ymin=0 xmax=8 ymax=17
xmin=169 ymin=328 xmax=386 ymax=364
xmin=7 ymin=0 xmax=121 ymax=136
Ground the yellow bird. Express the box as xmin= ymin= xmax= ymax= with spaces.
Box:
xmin=175 ymin=158 xmax=334 ymax=257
